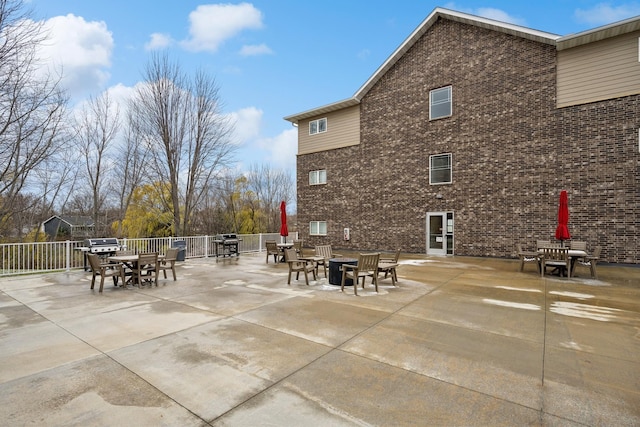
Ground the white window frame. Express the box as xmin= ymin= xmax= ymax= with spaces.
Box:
xmin=429 ymin=86 xmax=452 ymax=120
xmin=309 ymin=221 xmax=327 ymax=236
xmin=429 ymin=153 xmax=452 ymax=185
xmin=309 ymin=169 xmax=327 ymax=185
xmin=309 ymin=118 xmax=327 ymax=135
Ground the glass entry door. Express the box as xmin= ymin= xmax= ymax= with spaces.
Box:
xmin=427 ymin=212 xmax=454 ymax=255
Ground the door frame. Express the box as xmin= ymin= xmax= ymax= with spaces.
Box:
xmin=426 ymin=211 xmax=454 ymax=256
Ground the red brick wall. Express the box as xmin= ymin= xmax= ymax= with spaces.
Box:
xmin=296 ymin=18 xmax=640 ymax=264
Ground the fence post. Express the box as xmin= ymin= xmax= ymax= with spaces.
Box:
xmin=204 ymin=235 xmax=209 ymax=258
xmin=66 ymin=240 xmax=71 ymax=272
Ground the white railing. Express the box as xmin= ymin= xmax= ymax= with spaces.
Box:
xmin=0 ymin=233 xmax=295 ymax=277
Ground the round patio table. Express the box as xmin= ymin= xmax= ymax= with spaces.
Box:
xmin=328 ymin=257 xmax=357 ymax=286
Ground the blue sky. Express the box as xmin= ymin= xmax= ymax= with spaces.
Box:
xmin=27 ymin=0 xmax=640 ymax=175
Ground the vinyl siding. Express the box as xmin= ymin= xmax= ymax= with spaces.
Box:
xmin=298 ymin=105 xmax=360 ymax=155
xmin=557 ymin=31 xmax=640 ymax=107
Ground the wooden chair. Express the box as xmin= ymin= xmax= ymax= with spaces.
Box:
xmin=314 ymin=245 xmax=341 ymax=277
xmin=576 ymin=246 xmax=601 ymax=279
xmin=516 ymin=243 xmax=539 ymax=272
xmin=265 ymin=240 xmax=279 ymax=263
xmin=341 ymin=253 xmax=380 ymax=296
xmin=157 ymin=248 xmax=179 ymax=281
xmin=536 ymin=240 xmax=553 ymax=249
xmin=114 ymin=249 xmax=135 ymax=276
xmin=284 ymin=248 xmax=316 ymax=285
xmin=87 ymin=253 xmax=125 ymax=293
xmin=133 ymin=252 xmax=159 ymax=287
xmin=115 ymin=249 xmax=136 ymax=255
xmin=378 ymin=249 xmax=400 ymax=285
xmin=540 ymin=247 xmax=570 ymax=277
xmin=293 ymin=240 xmax=304 ymax=256
xmin=379 ymin=249 xmax=400 ymax=264
xmin=570 ymin=241 xmax=587 ymax=251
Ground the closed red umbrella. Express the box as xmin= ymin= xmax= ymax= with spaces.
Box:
xmin=554 ymin=190 xmax=571 ymax=245
xmin=279 ymin=201 xmax=288 ymax=241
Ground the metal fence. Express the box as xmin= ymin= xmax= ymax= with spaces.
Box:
xmin=0 ymin=233 xmax=295 ymax=277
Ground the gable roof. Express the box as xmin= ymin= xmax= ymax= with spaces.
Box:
xmin=556 ymin=14 xmax=640 ymax=50
xmin=43 ymin=215 xmax=94 ymax=227
xmin=353 ymin=8 xmax=560 ymax=102
xmin=284 ymin=7 xmax=560 ymax=124
xmin=284 ymin=7 xmax=640 ymax=125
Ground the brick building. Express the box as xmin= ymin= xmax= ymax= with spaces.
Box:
xmin=284 ymin=8 xmax=640 ymax=264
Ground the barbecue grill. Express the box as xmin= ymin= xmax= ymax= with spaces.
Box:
xmin=213 ymin=234 xmax=242 ymax=258
xmin=82 ymin=238 xmax=121 ymax=253
xmin=77 ymin=238 xmax=122 ymax=270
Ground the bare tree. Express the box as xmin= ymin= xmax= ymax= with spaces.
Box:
xmin=0 ymin=0 xmax=69 ymax=240
xmin=246 ymin=164 xmax=295 ymax=231
xmin=30 ymin=147 xmax=81 ymax=241
xmin=129 ymin=53 xmax=235 ymax=236
xmin=111 ymin=106 xmax=150 ymax=237
xmin=72 ymin=91 xmax=120 ymax=236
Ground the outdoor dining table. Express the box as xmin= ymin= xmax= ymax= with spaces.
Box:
xmin=108 ymin=254 xmax=165 ymax=286
xmin=276 ymin=243 xmax=294 ymax=262
xmin=537 ymin=248 xmax=587 ymax=277
xmin=567 ymin=249 xmax=588 ymax=276
xmin=299 ymin=255 xmax=326 ymax=277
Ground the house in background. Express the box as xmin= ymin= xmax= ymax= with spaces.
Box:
xmin=42 ymin=215 xmax=94 ymax=240
xmin=284 ymin=7 xmax=640 ymax=264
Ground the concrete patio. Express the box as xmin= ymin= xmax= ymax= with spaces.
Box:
xmin=0 ymin=252 xmax=638 ymax=426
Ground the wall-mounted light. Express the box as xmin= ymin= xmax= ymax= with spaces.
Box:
xmin=436 ymin=193 xmax=443 ymax=199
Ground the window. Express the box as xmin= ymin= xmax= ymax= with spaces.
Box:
xmin=310 ymin=221 xmax=327 ymax=236
xmin=429 ymin=86 xmax=452 ymax=120
xmin=309 ymin=118 xmax=327 ymax=135
xmin=430 ymin=153 xmax=452 ymax=184
xmin=309 ymin=169 xmax=327 ymax=185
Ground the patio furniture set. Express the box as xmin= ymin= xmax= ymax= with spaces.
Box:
xmin=275 ymin=242 xmax=401 ymax=296
xmin=516 ymin=240 xmax=601 ymax=279
xmin=87 ymin=248 xmax=179 ymax=292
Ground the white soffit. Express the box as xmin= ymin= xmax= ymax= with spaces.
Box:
xmin=556 ymin=15 xmax=640 ymax=50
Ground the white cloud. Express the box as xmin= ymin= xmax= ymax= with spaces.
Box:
xmin=357 ymin=49 xmax=371 ymax=60
xmin=256 ymin=128 xmax=298 ymax=170
xmin=145 ymin=32 xmax=174 ymax=50
xmin=224 ymin=108 xmax=297 ymax=171
xmin=443 ymin=3 xmax=526 ymax=26
xmin=181 ymin=3 xmax=263 ymax=53
xmin=227 ymin=106 xmax=263 ymax=145
xmin=474 ymin=7 xmax=526 ymax=26
xmin=575 ymin=3 xmax=640 ymax=25
xmin=37 ymin=14 xmax=114 ymax=97
xmin=239 ymin=43 xmax=273 ymax=56
xmin=69 ymin=83 xmax=135 ymax=127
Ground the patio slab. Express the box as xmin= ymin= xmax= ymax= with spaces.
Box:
xmin=0 ymin=252 xmax=638 ymax=426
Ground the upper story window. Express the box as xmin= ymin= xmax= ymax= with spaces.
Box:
xmin=309 ymin=169 xmax=327 ymax=185
xmin=309 ymin=118 xmax=327 ymax=135
xmin=429 ymin=86 xmax=452 ymax=120
xmin=430 ymin=153 xmax=452 ymax=184
xmin=310 ymin=221 xmax=327 ymax=236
